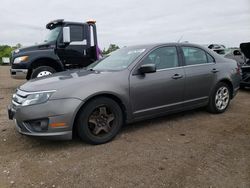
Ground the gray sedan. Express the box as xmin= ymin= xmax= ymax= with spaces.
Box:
xmin=8 ymin=43 xmax=241 ymax=144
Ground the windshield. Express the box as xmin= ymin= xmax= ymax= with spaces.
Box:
xmin=44 ymin=26 xmax=61 ymax=43
xmin=88 ymin=47 xmax=146 ymax=71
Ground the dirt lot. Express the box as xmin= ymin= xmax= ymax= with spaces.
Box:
xmin=0 ymin=66 xmax=250 ymax=188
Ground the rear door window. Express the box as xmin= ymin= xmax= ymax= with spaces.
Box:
xmin=182 ymin=47 xmax=208 ymax=65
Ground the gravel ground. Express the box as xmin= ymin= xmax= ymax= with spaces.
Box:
xmin=0 ymin=66 xmax=250 ymax=188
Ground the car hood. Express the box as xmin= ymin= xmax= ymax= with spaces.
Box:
xmin=20 ymin=69 xmax=105 ymax=91
xmin=240 ymin=42 xmax=250 ymax=59
xmin=13 ymin=42 xmax=55 ymax=55
xmin=19 ymin=69 xmax=127 ymax=99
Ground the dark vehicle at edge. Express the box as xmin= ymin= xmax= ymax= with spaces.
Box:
xmin=239 ymin=42 xmax=250 ymax=88
xmin=8 ymin=43 xmax=241 ymax=144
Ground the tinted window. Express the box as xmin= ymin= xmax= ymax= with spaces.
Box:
xmin=182 ymin=47 xmax=207 ymax=65
xmin=70 ymin=25 xmax=84 ymax=41
xmin=142 ymin=47 xmax=179 ymax=70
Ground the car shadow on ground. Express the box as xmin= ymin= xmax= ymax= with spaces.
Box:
xmin=22 ymin=107 xmax=207 ymax=150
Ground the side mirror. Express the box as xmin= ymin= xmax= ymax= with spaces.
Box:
xmin=138 ymin=64 xmax=156 ymax=74
xmin=63 ymin=27 xmax=71 ymax=43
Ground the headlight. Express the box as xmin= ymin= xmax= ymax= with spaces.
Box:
xmin=13 ymin=56 xmax=29 ymax=64
xmin=21 ymin=91 xmax=55 ymax=106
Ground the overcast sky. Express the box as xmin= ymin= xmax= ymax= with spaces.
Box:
xmin=0 ymin=0 xmax=249 ymax=48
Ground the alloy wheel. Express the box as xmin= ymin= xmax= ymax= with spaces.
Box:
xmin=215 ymin=86 xmax=229 ymax=110
xmin=88 ymin=106 xmax=115 ymax=136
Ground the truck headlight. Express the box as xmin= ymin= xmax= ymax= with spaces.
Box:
xmin=22 ymin=91 xmax=55 ymax=106
xmin=13 ymin=56 xmax=29 ymax=64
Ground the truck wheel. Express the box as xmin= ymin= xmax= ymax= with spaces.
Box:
xmin=76 ymin=97 xmax=123 ymax=145
xmin=207 ymin=82 xmax=231 ymax=114
xmin=31 ymin=66 xmax=56 ymax=79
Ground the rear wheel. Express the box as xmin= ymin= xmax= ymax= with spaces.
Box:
xmin=31 ymin=66 xmax=56 ymax=79
xmin=207 ymin=82 xmax=231 ymax=114
xmin=76 ymin=97 xmax=123 ymax=145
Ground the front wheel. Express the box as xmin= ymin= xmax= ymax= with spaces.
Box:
xmin=30 ymin=66 xmax=56 ymax=79
xmin=207 ymin=82 xmax=231 ymax=114
xmin=76 ymin=97 xmax=123 ymax=145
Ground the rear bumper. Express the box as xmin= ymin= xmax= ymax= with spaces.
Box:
xmin=10 ymin=68 xmax=28 ymax=79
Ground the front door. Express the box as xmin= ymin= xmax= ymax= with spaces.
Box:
xmin=130 ymin=46 xmax=185 ymax=118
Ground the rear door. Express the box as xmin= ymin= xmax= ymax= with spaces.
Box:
xmin=129 ymin=46 xmax=185 ymax=118
xmin=180 ymin=46 xmax=217 ymax=106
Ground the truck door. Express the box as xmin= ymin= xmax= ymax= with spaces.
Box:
xmin=57 ymin=24 xmax=92 ymax=67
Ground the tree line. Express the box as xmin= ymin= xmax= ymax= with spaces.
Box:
xmin=0 ymin=44 xmax=21 ymax=64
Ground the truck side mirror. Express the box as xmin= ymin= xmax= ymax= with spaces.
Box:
xmin=63 ymin=27 xmax=71 ymax=44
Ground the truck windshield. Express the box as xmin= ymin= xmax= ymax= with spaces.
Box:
xmin=88 ymin=47 xmax=146 ymax=71
xmin=44 ymin=26 xmax=61 ymax=43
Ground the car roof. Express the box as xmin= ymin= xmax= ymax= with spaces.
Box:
xmin=123 ymin=43 xmax=214 ymax=53
xmin=124 ymin=42 xmax=228 ymax=64
xmin=127 ymin=42 xmax=208 ymax=48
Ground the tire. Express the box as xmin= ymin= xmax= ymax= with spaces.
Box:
xmin=76 ymin=97 xmax=123 ymax=145
xmin=207 ymin=82 xmax=231 ymax=114
xmin=30 ymin=66 xmax=56 ymax=79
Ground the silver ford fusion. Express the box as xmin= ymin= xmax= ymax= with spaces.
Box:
xmin=8 ymin=43 xmax=241 ymax=144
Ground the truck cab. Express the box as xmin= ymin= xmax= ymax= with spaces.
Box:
xmin=10 ymin=19 xmax=101 ymax=79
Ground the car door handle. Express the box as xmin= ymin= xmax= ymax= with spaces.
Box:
xmin=172 ymin=74 xmax=183 ymax=79
xmin=211 ymin=68 xmax=219 ymax=73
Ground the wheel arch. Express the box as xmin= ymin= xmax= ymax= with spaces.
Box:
xmin=217 ymin=78 xmax=234 ymax=99
xmin=27 ymin=57 xmax=64 ymax=79
xmin=72 ymin=93 xmax=128 ymax=137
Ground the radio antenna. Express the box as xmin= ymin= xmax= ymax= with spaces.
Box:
xmin=177 ymin=35 xmax=183 ymax=43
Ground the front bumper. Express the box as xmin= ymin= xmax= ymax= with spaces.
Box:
xmin=10 ymin=68 xmax=28 ymax=79
xmin=8 ymin=98 xmax=83 ymax=140
xmin=14 ymin=118 xmax=72 ymax=140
